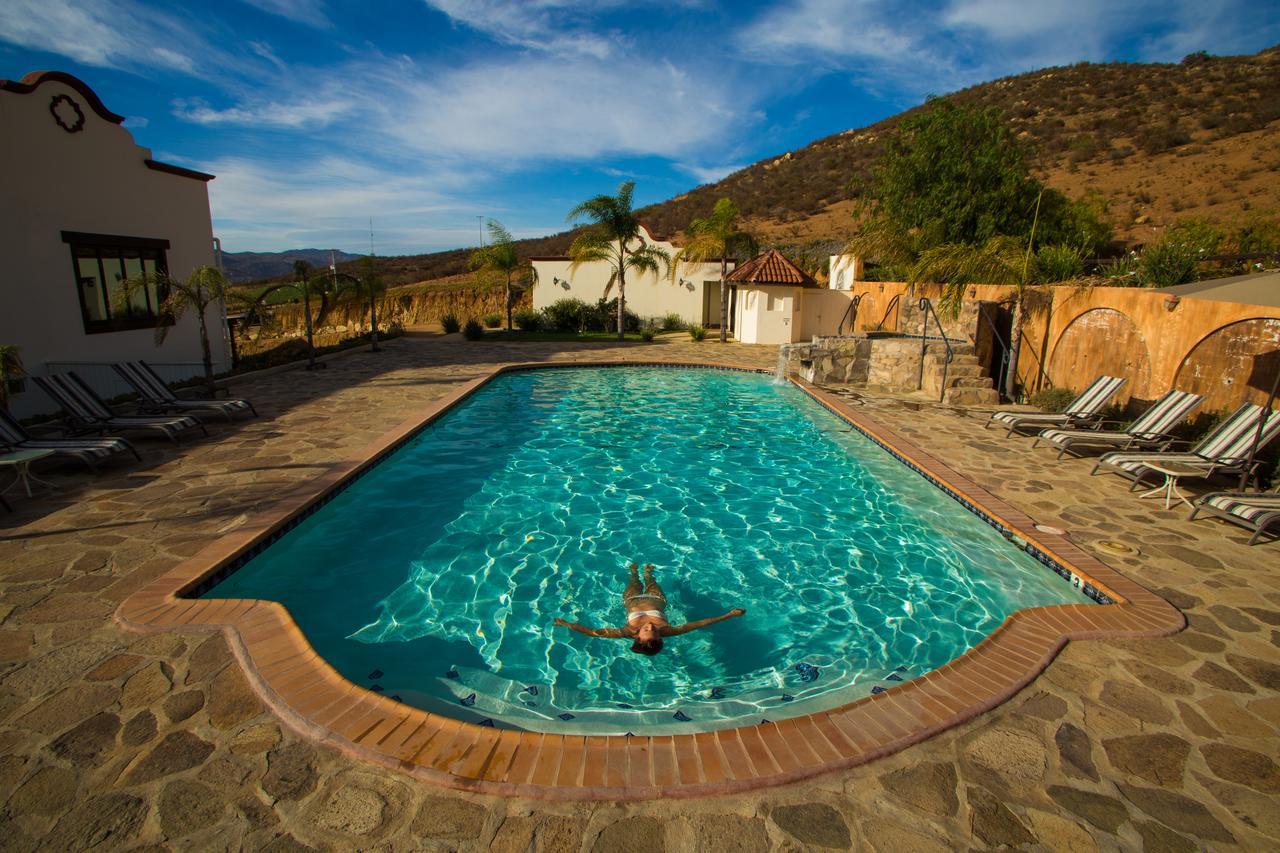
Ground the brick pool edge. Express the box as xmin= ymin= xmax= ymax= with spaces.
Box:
xmin=117 ymin=360 xmax=1185 ymax=801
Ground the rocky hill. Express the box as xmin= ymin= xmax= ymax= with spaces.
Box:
xmin=248 ymin=45 xmax=1280 ymax=286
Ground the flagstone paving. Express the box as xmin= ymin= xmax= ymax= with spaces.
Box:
xmin=1 ymin=332 xmax=1277 ymax=851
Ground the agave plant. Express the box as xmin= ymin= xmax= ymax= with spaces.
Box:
xmin=670 ymin=198 xmax=757 ymax=343
xmin=567 ymin=181 xmax=670 ymax=340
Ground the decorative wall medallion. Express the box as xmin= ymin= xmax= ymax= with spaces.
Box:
xmin=50 ymin=94 xmax=86 ymax=133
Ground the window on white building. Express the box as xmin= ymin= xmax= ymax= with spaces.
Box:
xmin=63 ymin=232 xmax=171 ymax=334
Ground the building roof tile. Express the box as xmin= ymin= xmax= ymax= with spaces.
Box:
xmin=725 ymin=249 xmax=817 ymax=287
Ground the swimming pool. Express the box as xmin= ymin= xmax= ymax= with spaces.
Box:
xmin=204 ymin=366 xmax=1089 ymax=734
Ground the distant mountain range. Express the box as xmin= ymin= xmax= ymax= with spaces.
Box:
xmin=220 ymin=248 xmax=364 ymax=283
xmin=235 ymin=45 xmax=1279 ymax=287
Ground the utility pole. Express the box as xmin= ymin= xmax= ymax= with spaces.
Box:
xmin=369 ymin=217 xmax=375 ymax=257
xmin=477 ymin=215 xmax=484 ymax=247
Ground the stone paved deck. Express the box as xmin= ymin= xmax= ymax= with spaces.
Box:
xmin=1 ymin=333 xmax=1278 ymax=851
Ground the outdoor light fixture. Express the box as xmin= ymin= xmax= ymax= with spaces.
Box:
xmin=553 ymin=277 xmax=569 ymax=289
xmin=680 ymin=278 xmax=694 ymax=290
xmin=1163 ymin=294 xmax=1181 ymax=312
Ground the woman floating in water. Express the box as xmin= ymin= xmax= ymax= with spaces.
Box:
xmin=553 ymin=563 xmax=745 ymax=656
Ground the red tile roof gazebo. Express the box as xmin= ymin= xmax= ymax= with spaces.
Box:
xmin=725 ymin=248 xmax=818 ymax=287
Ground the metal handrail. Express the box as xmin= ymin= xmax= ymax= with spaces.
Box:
xmin=876 ymin=293 xmax=901 ymax=332
xmin=916 ymin=298 xmax=953 ymax=401
xmin=837 ymin=294 xmax=863 ymax=335
xmin=974 ymin=308 xmax=1018 ymax=403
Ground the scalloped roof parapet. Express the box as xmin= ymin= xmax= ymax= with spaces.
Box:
xmin=0 ymin=70 xmax=126 ymax=124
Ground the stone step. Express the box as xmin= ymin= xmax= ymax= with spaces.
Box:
xmin=925 ymin=342 xmax=975 ymax=357
xmin=929 ymin=363 xmax=986 ymax=379
xmin=949 ymin=376 xmax=996 ymax=388
xmin=944 ymin=386 xmax=1001 ymax=406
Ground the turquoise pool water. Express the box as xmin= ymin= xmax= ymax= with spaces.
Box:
xmin=205 ymin=367 xmax=1087 ymax=734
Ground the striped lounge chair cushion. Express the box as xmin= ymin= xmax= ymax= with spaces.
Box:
xmin=991 ymin=375 xmax=1125 ymax=428
xmin=164 ymin=398 xmax=253 ymax=416
xmin=12 ymin=437 xmax=132 ymax=462
xmin=1038 ymin=427 xmax=1131 ymax=445
xmin=35 ymin=373 xmax=201 ymax=438
xmin=1098 ymin=404 xmax=1280 ymax=477
xmin=99 ymin=415 xmax=201 ymax=439
xmin=1202 ymin=492 xmax=1280 ymax=523
xmin=1038 ymin=389 xmax=1205 ymax=449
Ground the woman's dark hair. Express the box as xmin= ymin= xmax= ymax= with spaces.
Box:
xmin=631 ymin=637 xmax=663 ymax=656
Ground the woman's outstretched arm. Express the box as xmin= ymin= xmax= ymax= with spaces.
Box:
xmin=554 ymin=617 xmax=627 ymax=638
xmin=661 ymin=608 xmax=746 ymax=636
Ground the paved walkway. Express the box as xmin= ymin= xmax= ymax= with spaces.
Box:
xmin=0 ymin=334 xmax=1277 ymax=851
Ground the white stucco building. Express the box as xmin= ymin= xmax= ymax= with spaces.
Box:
xmin=0 ymin=71 xmax=229 ymax=417
xmin=530 ymin=225 xmax=736 ymax=329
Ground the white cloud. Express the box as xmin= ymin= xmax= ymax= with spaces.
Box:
xmin=422 ymin=0 xmax=620 ymax=58
xmin=238 ymin=0 xmax=331 ymax=28
xmin=123 ymin=115 xmax=150 ymax=128
xmin=172 ymin=96 xmax=354 ymax=128
xmin=0 ymin=0 xmax=203 ymax=72
xmin=676 ymin=162 xmax=747 ymax=184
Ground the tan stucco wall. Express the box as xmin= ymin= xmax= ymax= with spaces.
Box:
xmin=837 ymin=281 xmax=1280 ymax=412
xmin=0 ymin=74 xmax=225 ymax=417
xmin=531 ymin=228 xmax=729 ymax=326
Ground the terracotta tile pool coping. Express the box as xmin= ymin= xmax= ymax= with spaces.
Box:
xmin=117 ymin=360 xmax=1184 ymax=800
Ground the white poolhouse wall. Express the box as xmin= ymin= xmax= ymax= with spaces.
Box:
xmin=733 ymin=285 xmax=807 ymax=345
xmin=531 ymin=226 xmax=731 ymax=327
xmin=0 ymin=71 xmax=227 ymax=418
xmin=828 ymin=254 xmax=864 ymax=291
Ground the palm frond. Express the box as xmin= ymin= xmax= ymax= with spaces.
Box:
xmin=625 ymin=243 xmax=671 ymax=277
xmin=567 ymin=230 xmax=615 ymax=273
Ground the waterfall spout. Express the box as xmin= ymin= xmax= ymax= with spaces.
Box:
xmin=774 ymin=343 xmax=797 ymax=384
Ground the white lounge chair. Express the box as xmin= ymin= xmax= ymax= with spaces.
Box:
xmin=1092 ymin=403 xmax=1280 ymax=489
xmin=1033 ymin=389 xmax=1204 ymax=459
xmin=987 ymin=375 xmax=1126 ymax=437
xmin=1189 ymin=490 xmax=1280 ymax=545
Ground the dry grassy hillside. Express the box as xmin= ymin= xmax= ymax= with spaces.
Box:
xmin=641 ymin=45 xmax=1280 ymax=246
xmin=262 ymin=45 xmax=1279 ymax=288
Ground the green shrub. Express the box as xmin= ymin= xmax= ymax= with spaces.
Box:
xmin=587 ymin=298 xmax=641 ymax=333
xmin=1029 ymin=387 xmax=1077 ymax=413
xmin=640 ymin=328 xmax=656 ymax=342
xmin=462 ymin=318 xmax=484 ymax=340
xmin=1138 ymin=239 xmax=1199 ymax=286
xmin=1035 ymin=244 xmax=1085 ymax=282
xmin=482 ymin=312 xmax=502 ymax=328
xmin=688 ymin=325 xmax=707 ymax=342
xmin=661 ymin=312 xmax=686 ymax=331
xmin=544 ymin=298 xmax=590 ymax=332
xmin=1137 ymin=124 xmax=1191 ymax=155
xmin=440 ymin=313 xmax=461 ymax=334
xmin=512 ymin=309 xmax=542 ymax=331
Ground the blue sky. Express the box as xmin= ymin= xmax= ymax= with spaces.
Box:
xmin=3 ymin=1 xmax=1278 ymax=255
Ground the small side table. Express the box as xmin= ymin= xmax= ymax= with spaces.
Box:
xmin=1138 ymin=461 xmax=1205 ymax=510
xmin=0 ymin=449 xmax=56 ymax=497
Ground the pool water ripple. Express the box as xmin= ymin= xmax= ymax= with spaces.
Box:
xmin=206 ymin=367 xmax=1086 ymax=733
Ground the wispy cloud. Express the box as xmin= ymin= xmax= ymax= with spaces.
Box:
xmin=238 ymin=0 xmax=331 ymax=29
xmin=422 ymin=0 xmax=622 ymax=58
xmin=676 ymin=162 xmax=747 ymax=185
xmin=172 ymin=95 xmax=354 ymax=128
xmin=0 ymin=0 xmax=202 ymax=73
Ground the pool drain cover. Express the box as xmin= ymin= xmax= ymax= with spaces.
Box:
xmin=1095 ymin=539 xmax=1139 ymax=557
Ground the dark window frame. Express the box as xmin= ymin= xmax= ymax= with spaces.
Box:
xmin=61 ymin=231 xmax=174 ymax=334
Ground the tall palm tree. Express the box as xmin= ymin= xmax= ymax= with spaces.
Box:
xmin=120 ymin=265 xmax=235 ymax=395
xmin=670 ymin=198 xmax=757 ymax=343
xmin=567 ymin=181 xmax=670 ymax=340
xmin=247 ymin=262 xmax=330 ymax=370
xmin=328 ymin=258 xmax=388 ymax=351
xmin=470 ymin=220 xmax=525 ymax=331
xmin=0 ymin=345 xmax=23 ymax=413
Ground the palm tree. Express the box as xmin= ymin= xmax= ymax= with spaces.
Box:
xmin=0 ymin=345 xmax=23 ymax=413
xmin=120 ymin=265 xmax=234 ymax=395
xmin=567 ymin=181 xmax=670 ymax=340
xmin=470 ymin=220 xmax=525 ymax=331
xmin=670 ymin=198 xmax=757 ymax=343
xmin=246 ymin=261 xmax=329 ymax=370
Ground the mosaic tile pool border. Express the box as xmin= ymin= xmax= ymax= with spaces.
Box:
xmin=118 ymin=360 xmax=1184 ymax=800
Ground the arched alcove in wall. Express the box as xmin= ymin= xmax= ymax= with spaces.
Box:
xmin=1048 ymin=308 xmax=1152 ymax=403
xmin=1174 ymin=317 xmax=1280 ymax=412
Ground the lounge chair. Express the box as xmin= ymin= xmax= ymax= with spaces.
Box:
xmin=1032 ymin=389 xmax=1204 ymax=459
xmin=1092 ymin=403 xmax=1280 ymax=489
xmin=1189 ymin=490 xmax=1280 ymax=545
xmin=0 ymin=408 xmax=140 ymax=470
xmin=113 ymin=361 xmax=257 ymax=422
xmin=987 ymin=375 xmax=1126 ymax=437
xmin=33 ymin=373 xmax=206 ymax=444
